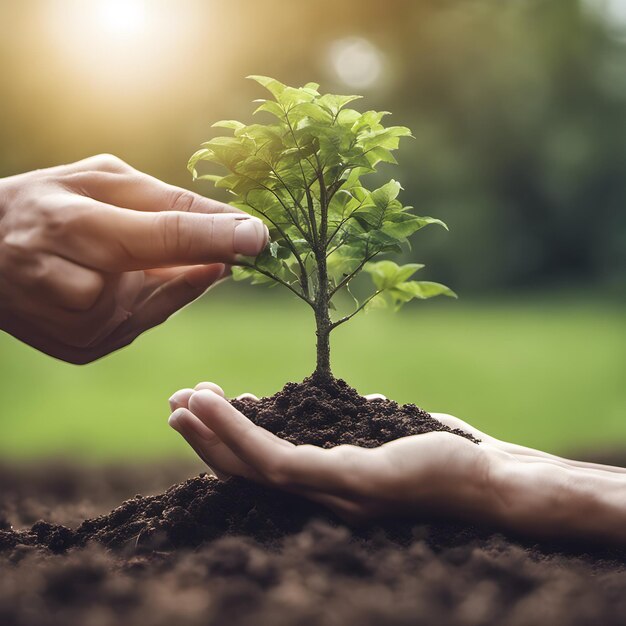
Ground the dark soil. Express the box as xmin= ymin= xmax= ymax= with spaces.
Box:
xmin=1 ymin=377 xmax=625 ymax=626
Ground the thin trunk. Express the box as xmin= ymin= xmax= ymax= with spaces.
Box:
xmin=314 ymin=304 xmax=332 ymax=380
xmin=313 ymin=158 xmax=333 ymax=380
xmin=313 ymin=250 xmax=332 ymax=380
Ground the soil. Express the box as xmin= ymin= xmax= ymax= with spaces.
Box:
xmin=1 ymin=376 xmax=625 ymax=626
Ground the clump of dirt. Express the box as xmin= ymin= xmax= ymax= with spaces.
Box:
xmin=0 ymin=376 xmax=478 ymax=555
xmin=231 ymin=374 xmax=479 ymax=448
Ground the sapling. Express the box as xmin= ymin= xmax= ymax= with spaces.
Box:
xmin=189 ymin=76 xmax=455 ymax=380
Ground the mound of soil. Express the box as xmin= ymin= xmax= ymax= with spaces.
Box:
xmin=1 ymin=377 xmax=625 ymax=626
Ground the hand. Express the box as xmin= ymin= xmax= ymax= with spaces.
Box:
xmin=168 ymin=383 xmax=626 ymax=544
xmin=0 ymin=155 xmax=269 ymax=363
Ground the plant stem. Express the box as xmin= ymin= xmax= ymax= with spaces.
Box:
xmin=314 ymin=306 xmax=332 ymax=380
xmin=312 ymin=154 xmax=333 ymax=380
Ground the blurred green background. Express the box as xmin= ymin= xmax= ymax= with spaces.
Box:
xmin=0 ymin=0 xmax=624 ymax=460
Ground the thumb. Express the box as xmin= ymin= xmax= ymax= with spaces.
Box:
xmin=60 ymin=201 xmax=270 ymax=271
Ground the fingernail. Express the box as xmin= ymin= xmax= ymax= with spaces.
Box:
xmin=169 ymin=389 xmax=193 ymax=412
xmin=233 ymin=218 xmax=269 ymax=256
xmin=168 ymin=408 xmax=185 ymax=429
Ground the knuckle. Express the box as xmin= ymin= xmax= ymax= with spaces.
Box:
xmin=17 ymin=193 xmax=74 ymax=242
xmin=88 ymin=154 xmax=130 ymax=173
xmin=23 ymin=255 xmax=52 ymax=286
xmin=169 ymin=189 xmax=198 ymax=214
xmin=155 ymin=212 xmax=195 ymax=258
xmin=40 ymin=205 xmax=70 ymax=238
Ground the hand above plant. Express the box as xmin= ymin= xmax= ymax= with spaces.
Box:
xmin=0 ymin=154 xmax=268 ymax=363
xmin=168 ymin=384 xmax=626 ymax=545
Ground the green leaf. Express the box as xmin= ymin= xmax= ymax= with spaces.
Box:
xmin=253 ymin=100 xmax=286 ymax=120
xmin=371 ymin=180 xmax=402 ymax=207
xmin=318 ymin=93 xmax=363 ymax=115
xmin=363 ymin=260 xmax=424 ymax=290
xmin=247 ymin=75 xmax=287 ymax=99
xmin=195 ymin=174 xmax=223 ymax=183
xmin=290 ymin=102 xmax=333 ymax=123
xmin=391 ymin=281 xmax=458 ymax=302
xmin=381 ymin=213 xmax=448 ymax=238
xmin=212 ymin=120 xmax=245 ymax=131
xmin=351 ymin=110 xmax=390 ymax=133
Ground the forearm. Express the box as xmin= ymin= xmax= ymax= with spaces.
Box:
xmin=492 ymin=457 xmax=626 ymax=544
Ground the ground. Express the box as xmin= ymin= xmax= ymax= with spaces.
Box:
xmin=1 ymin=459 xmax=626 ymax=626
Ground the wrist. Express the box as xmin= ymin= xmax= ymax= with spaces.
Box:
xmin=491 ymin=457 xmax=626 ymax=544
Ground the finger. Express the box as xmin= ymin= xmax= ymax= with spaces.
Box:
xmin=170 ymin=394 xmax=375 ymax=520
xmin=168 ymin=408 xmax=259 ymax=480
xmin=430 ymin=412 xmax=626 ymax=475
xmin=189 ymin=389 xmax=295 ymax=448
xmin=188 ymin=390 xmax=370 ymax=495
xmin=143 ymin=266 xmax=212 ymax=284
xmin=430 ymin=413 xmax=495 ymax=443
xmin=46 ymin=264 xmax=225 ymax=361
xmin=235 ymin=393 xmax=259 ymax=401
xmin=168 ymin=382 xmax=225 ymax=412
xmin=168 ymin=409 xmax=229 ymax=480
xmin=66 ymin=162 xmax=242 ymax=215
xmin=194 ymin=382 xmax=226 ymax=396
xmin=495 ymin=450 xmax=626 ymax=479
xmin=44 ymin=196 xmax=269 ymax=271
xmin=188 ymin=390 xmax=295 ymax=470
xmin=113 ymin=263 xmax=225 ymax=338
xmin=365 ymin=393 xmax=386 ymax=401
xmin=168 ymin=388 xmax=195 ymax=412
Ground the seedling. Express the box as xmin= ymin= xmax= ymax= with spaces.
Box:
xmin=189 ymin=76 xmax=455 ymax=380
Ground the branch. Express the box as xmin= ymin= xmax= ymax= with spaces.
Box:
xmin=284 ymin=112 xmax=320 ymax=247
xmin=326 ymin=178 xmax=346 ymax=204
xmin=268 ymin=164 xmax=313 ymax=242
xmin=246 ymin=200 xmax=310 ymax=299
xmin=329 ymin=246 xmax=380 ymax=298
xmin=315 ymin=152 xmax=329 ymax=245
xmin=237 ymin=260 xmax=315 ymax=307
xmin=330 ymin=289 xmax=383 ymax=330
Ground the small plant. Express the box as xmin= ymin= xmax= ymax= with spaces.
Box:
xmin=189 ymin=76 xmax=455 ymax=380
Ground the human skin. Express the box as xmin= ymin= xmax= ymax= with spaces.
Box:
xmin=0 ymin=155 xmax=268 ymax=363
xmin=168 ymin=383 xmax=626 ymax=545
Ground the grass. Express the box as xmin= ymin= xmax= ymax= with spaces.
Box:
xmin=0 ymin=289 xmax=624 ymax=461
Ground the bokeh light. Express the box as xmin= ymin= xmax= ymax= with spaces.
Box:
xmin=96 ymin=0 xmax=147 ymax=38
xmin=584 ymin=0 xmax=626 ymax=37
xmin=41 ymin=0 xmax=196 ymax=92
xmin=328 ymin=37 xmax=384 ymax=89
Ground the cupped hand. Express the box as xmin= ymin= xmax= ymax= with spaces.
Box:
xmin=168 ymin=383 xmax=626 ymax=544
xmin=0 ymin=155 xmax=269 ymax=363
